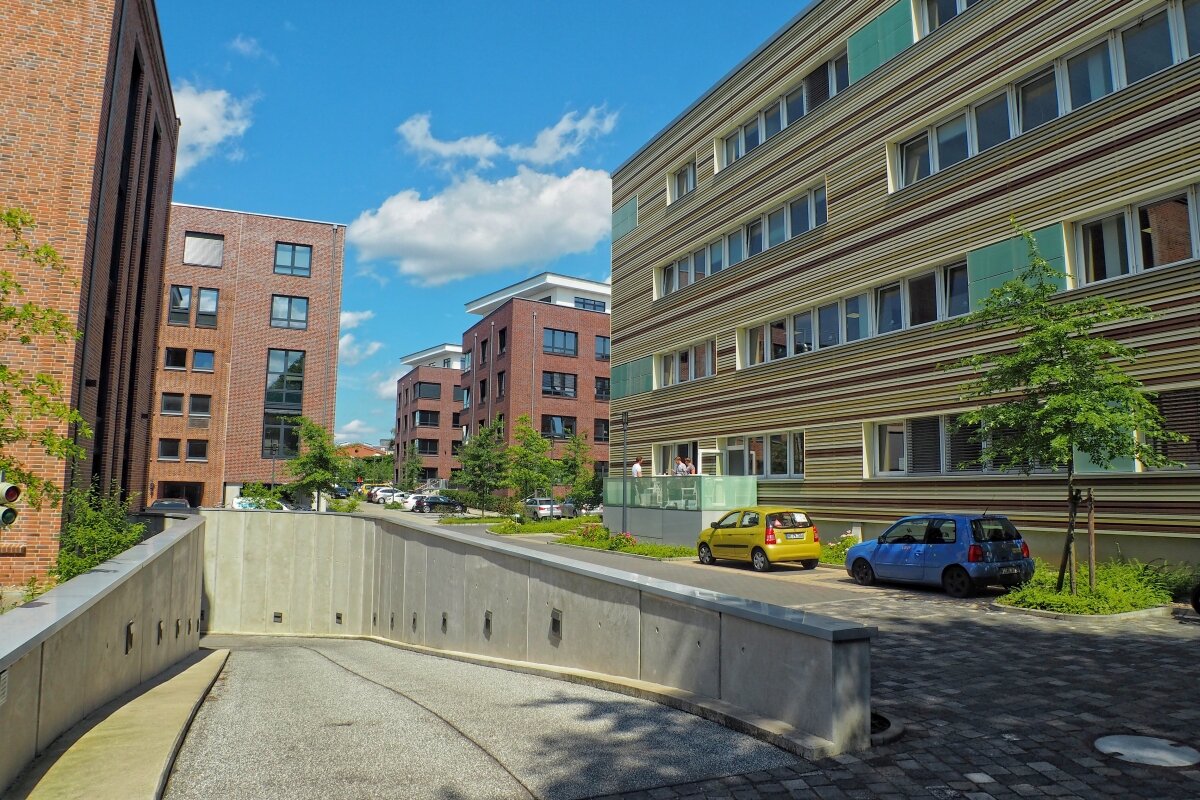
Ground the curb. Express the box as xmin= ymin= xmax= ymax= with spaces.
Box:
xmin=989 ymin=601 xmax=1176 ymax=621
xmin=871 ymin=713 xmax=906 ymax=747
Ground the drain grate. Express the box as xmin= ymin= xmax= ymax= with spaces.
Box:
xmin=1094 ymin=735 xmax=1200 ymax=767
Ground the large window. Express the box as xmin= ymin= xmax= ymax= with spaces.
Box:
xmin=723 ymin=430 xmax=804 ymax=478
xmin=541 ymin=415 xmax=576 ymax=439
xmin=595 ymin=335 xmax=610 ymax=361
xmin=414 ymin=410 xmax=440 ymax=427
xmin=575 ymin=296 xmax=606 ymax=312
xmin=161 ymin=393 xmax=183 ymax=415
xmin=921 ymin=0 xmax=982 ymax=34
xmin=415 ymin=439 xmax=439 ymax=456
xmin=165 ymin=347 xmax=187 ymax=369
xmin=189 ymin=395 xmax=211 ymax=418
xmin=262 ymin=413 xmax=299 ymax=459
xmin=415 ymin=382 xmax=441 ymax=400
xmin=168 ymin=286 xmax=191 ymax=325
xmin=186 ymin=440 xmax=208 ymax=462
xmin=543 ymin=328 xmax=578 ymax=355
xmin=660 ymin=338 xmax=716 ymax=387
xmin=158 ymin=439 xmax=180 ymax=461
xmin=183 ymin=232 xmax=224 ymax=267
xmin=193 ymin=350 xmax=215 ymax=372
xmin=196 ymin=288 xmax=219 ymax=328
xmin=274 ymin=242 xmax=312 ymax=276
xmin=271 ymin=295 xmax=308 ymax=329
xmin=542 ymin=371 xmax=577 ymax=398
xmin=670 ymin=162 xmax=695 ymax=202
xmin=1151 ymin=388 xmax=1200 ymax=468
xmin=595 ymin=418 xmax=610 ymax=442
xmin=496 ymin=370 xmax=506 ymax=398
xmin=869 ymin=415 xmax=1071 ymax=476
xmin=265 ymin=349 xmax=305 ymax=411
xmin=595 ymin=376 xmax=610 ymax=400
xmin=1077 ymin=188 xmax=1198 ymax=284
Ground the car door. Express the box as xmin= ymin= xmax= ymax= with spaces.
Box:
xmin=728 ymin=510 xmax=761 ymax=562
xmin=921 ymin=518 xmax=958 ymax=584
xmin=872 ymin=518 xmax=929 ymax=581
xmin=708 ymin=511 xmax=741 ymax=556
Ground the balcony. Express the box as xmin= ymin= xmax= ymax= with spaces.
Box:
xmin=602 ymin=476 xmax=758 ymax=546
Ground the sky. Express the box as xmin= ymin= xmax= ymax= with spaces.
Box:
xmin=158 ymin=1 xmax=810 ymax=444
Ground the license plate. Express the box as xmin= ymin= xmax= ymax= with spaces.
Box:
xmin=998 ymin=566 xmax=1018 ymax=575
xmin=785 ymin=533 xmax=805 ymax=540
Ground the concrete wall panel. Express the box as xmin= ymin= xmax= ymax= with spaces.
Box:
xmin=401 ymin=535 xmax=428 ymax=645
xmin=464 ymin=549 xmax=531 ymax=662
xmin=424 ymin=539 xmax=469 ymax=652
xmin=0 ymin=648 xmax=41 ymax=793
xmin=639 ymin=595 xmax=721 ymax=697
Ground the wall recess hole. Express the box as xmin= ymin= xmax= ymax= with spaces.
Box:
xmin=273 ymin=612 xmax=283 ymax=623
xmin=200 ymin=609 xmax=205 ymax=621
xmin=372 ymin=612 xmax=377 ymax=626
xmin=187 ymin=619 xmax=192 ymax=635
xmin=125 ymin=622 xmax=135 ymax=655
xmin=550 ymin=609 xmax=562 ymax=640
xmin=157 ymin=620 xmax=163 ymax=645
xmin=412 ymin=612 xmax=418 ymax=633
xmin=441 ymin=612 xmax=448 ymax=633
xmin=335 ymin=612 xmax=343 ymax=625
xmin=175 ymin=619 xmax=181 ymax=638
xmin=390 ymin=612 xmax=395 ymax=631
xmin=484 ymin=610 xmax=492 ymax=638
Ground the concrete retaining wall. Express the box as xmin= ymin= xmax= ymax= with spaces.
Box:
xmin=200 ymin=510 xmax=874 ymax=753
xmin=0 ymin=515 xmax=205 ymax=794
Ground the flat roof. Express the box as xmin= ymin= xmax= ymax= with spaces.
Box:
xmin=464 ymin=272 xmax=611 ymax=316
xmin=400 ymin=343 xmax=464 ymax=366
xmin=171 ymin=202 xmax=343 ymax=228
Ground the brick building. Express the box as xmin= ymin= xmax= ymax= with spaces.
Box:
xmin=461 ymin=274 xmax=611 ymax=476
xmin=0 ymin=0 xmax=177 ymax=582
xmin=394 ymin=344 xmax=465 ymax=482
xmin=146 ymin=204 xmax=343 ymax=508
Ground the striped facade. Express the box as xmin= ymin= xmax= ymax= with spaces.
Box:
xmin=610 ymin=0 xmax=1200 ymax=559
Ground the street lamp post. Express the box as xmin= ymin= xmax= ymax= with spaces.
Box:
xmin=621 ymin=411 xmax=629 ymax=535
xmin=269 ymin=442 xmax=279 ymax=487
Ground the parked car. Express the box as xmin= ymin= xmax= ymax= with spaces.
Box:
xmin=402 ymin=494 xmax=427 ymax=511
xmin=149 ymin=497 xmax=194 ymax=512
xmin=375 ymin=488 xmax=407 ymax=505
xmin=844 ymin=514 xmax=1035 ymax=598
xmin=413 ymin=495 xmax=465 ymax=514
xmin=368 ymin=486 xmax=397 ymax=503
xmin=523 ymin=496 xmax=562 ymax=520
xmin=697 ymin=507 xmax=820 ymax=572
xmin=331 ymin=485 xmax=350 ymax=499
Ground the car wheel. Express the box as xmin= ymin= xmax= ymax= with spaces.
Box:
xmin=800 ymin=559 xmax=819 ymax=570
xmin=751 ymin=548 xmax=771 ymax=572
xmin=942 ymin=566 xmax=975 ymax=598
xmin=698 ymin=543 xmax=715 ymax=565
xmin=851 ymin=559 xmax=875 ymax=586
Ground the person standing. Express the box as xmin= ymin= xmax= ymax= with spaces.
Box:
xmin=631 ymin=457 xmax=643 ymax=478
xmin=685 ymin=457 xmax=697 ymax=475
xmin=673 ymin=455 xmax=688 ymax=476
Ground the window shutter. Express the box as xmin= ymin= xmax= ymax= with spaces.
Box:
xmin=1153 ymin=388 xmax=1200 ymax=467
xmin=946 ymin=418 xmax=983 ymax=472
xmin=906 ymin=416 xmax=943 ymax=473
xmin=184 ymin=232 xmax=224 ymax=267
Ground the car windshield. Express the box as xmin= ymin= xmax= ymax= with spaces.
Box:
xmin=767 ymin=512 xmax=810 ymax=528
xmin=971 ymin=517 xmax=1021 ymax=542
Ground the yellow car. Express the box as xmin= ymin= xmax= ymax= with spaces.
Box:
xmin=697 ymin=506 xmax=820 ymax=572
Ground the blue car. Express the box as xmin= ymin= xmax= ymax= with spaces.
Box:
xmin=845 ymin=514 xmax=1034 ymax=598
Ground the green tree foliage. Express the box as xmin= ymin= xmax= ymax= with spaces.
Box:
xmin=397 ymin=441 xmax=423 ymax=491
xmin=452 ymin=418 xmax=507 ymax=512
xmin=945 ymin=225 xmax=1185 ymax=591
xmin=54 ymin=484 xmax=145 ymax=582
xmin=239 ymin=481 xmax=285 ymax=510
xmin=341 ymin=454 xmax=393 ymax=487
xmin=507 ymin=415 xmax=556 ymax=499
xmin=284 ymin=416 xmax=347 ymax=508
xmin=1 ymin=208 xmax=91 ymax=508
xmin=558 ymin=430 xmax=592 ymax=490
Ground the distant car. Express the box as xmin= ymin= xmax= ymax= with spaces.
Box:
xmin=523 ymin=496 xmax=562 ymax=520
xmin=844 ymin=514 xmax=1035 ymax=598
xmin=697 ymin=507 xmax=820 ymax=572
xmin=402 ymin=494 xmax=427 ymax=511
xmin=331 ymin=486 xmax=350 ymax=499
xmin=375 ymin=488 xmax=406 ymax=505
xmin=149 ymin=498 xmax=194 ymax=512
xmin=413 ymin=495 xmax=464 ymax=514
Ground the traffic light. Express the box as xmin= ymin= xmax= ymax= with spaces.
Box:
xmin=0 ymin=482 xmax=19 ymax=526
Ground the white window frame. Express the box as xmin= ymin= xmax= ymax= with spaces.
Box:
xmin=669 ymin=161 xmax=696 ymax=203
xmin=658 ymin=338 xmax=716 ymax=388
xmin=916 ymin=0 xmax=979 ymax=38
xmin=1073 ymin=184 xmax=1200 ymax=286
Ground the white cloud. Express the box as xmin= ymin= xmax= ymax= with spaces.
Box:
xmin=340 ymin=310 xmax=375 ymax=330
xmin=348 ymin=166 xmax=611 ymax=285
xmin=228 ymin=35 xmax=264 ymax=58
xmin=374 ymin=368 xmax=409 ymax=399
xmin=339 ymin=333 xmax=383 ymax=366
xmin=397 ymin=106 xmax=618 ymax=168
xmin=173 ymin=82 xmax=253 ymax=178
xmin=335 ymin=419 xmax=379 ymax=443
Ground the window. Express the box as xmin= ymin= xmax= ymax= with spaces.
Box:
xmin=921 ymin=0 xmax=980 ymax=34
xmin=193 ymin=350 xmax=215 ymax=372
xmin=907 ymin=272 xmax=938 ymax=326
xmin=542 ymin=371 xmax=577 ymax=398
xmin=478 ymin=378 xmax=487 ymax=400
xmin=414 ymin=410 xmax=440 ymax=427
xmin=265 ymin=349 xmax=305 ymax=411
xmin=496 ymin=371 xmax=506 ymax=398
xmin=194 ymin=288 xmax=218 ymax=328
xmin=945 ymin=263 xmax=969 ymax=318
xmin=271 ymin=295 xmax=308 ymax=329
xmin=543 ymin=328 xmax=578 ymax=355
xmin=1150 ymin=388 xmax=1200 ymax=468
xmin=870 ymin=414 xmax=1069 ymax=476
xmin=478 ymin=338 xmax=488 ymax=366
xmin=1121 ymin=11 xmax=1173 ymax=84
xmin=876 ymin=284 xmax=903 ymax=334
xmin=595 ymin=418 xmax=610 ymax=442
xmin=973 ymin=93 xmax=1011 ymax=152
xmin=165 ymin=348 xmax=186 ymax=369
xmin=189 ymin=395 xmax=211 ymax=417
xmin=900 ymin=134 xmax=930 ymax=186
xmin=660 ymin=339 xmax=715 ymax=386
xmin=1139 ymin=194 xmax=1193 ymax=267
xmin=1078 ymin=189 xmax=1197 ymax=284
xmin=415 ymin=439 xmax=438 ymax=456
xmin=934 ymin=115 xmax=969 ymax=169
xmin=415 ymin=382 xmax=441 ymax=400
xmin=262 ymin=413 xmax=299 ymax=458
xmin=498 ymin=327 xmax=507 ymax=354
xmin=186 ymin=440 xmax=208 ymax=462
xmin=158 ymin=439 xmax=180 ymax=461
xmin=274 ymin=242 xmax=312 ymax=276
xmin=541 ymin=415 xmax=576 ymax=439
xmin=595 ymin=335 xmax=610 ymax=361
xmin=595 ymin=377 xmax=610 ymax=400
xmin=161 ymin=393 xmax=183 ymax=415
xmin=183 ymin=232 xmax=224 ymax=267
xmin=671 ymin=162 xmax=695 ymax=202
xmin=792 ymin=311 xmax=813 ymax=354
xmin=1018 ymin=69 xmax=1059 ymax=133
xmin=817 ymin=303 xmax=840 ymax=349
xmin=575 ymin=296 xmax=606 ymax=312
xmin=168 ymin=286 xmax=191 ymax=325
xmin=727 ymin=430 xmax=806 ymax=478
xmin=875 ymin=423 xmax=905 ymax=474
xmin=1187 ymin=0 xmax=1200 ymax=57
xmin=1081 ymin=213 xmax=1130 ymax=282
xmin=461 ymin=387 xmax=471 ymax=409
xmin=453 ymin=385 xmax=465 ymax=403
xmin=844 ymin=293 xmax=869 ymax=341
xmin=1067 ymin=41 xmax=1113 ymax=109
xmin=452 ymin=411 xmax=461 ymax=427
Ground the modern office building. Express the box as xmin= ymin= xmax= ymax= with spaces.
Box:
xmin=146 ymin=204 xmax=344 ymax=507
xmin=0 ymin=0 xmax=177 ymax=582
xmin=461 ymin=274 xmax=612 ymax=475
xmin=610 ymin=0 xmax=1199 ymax=559
xmin=394 ymin=344 xmax=465 ymax=482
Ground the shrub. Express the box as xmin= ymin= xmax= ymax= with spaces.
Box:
xmin=820 ymin=533 xmax=858 ymax=565
xmin=327 ymin=496 xmax=360 ymax=513
xmin=556 ymin=526 xmax=693 ymax=558
xmin=998 ymin=559 xmax=1172 ymax=615
xmin=54 ymin=484 xmax=146 ymax=582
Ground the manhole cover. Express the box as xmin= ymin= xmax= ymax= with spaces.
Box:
xmin=1094 ymin=735 xmax=1200 ymax=767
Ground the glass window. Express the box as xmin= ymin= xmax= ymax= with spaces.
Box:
xmin=974 ymin=93 xmax=1011 ymax=152
xmin=662 ymin=263 xmax=675 ymax=295
xmin=789 ymin=195 xmax=811 ymax=237
xmin=574 ymin=296 xmax=606 ymax=312
xmin=1138 ymin=195 xmax=1193 ymax=268
xmin=692 ymin=341 xmax=713 ymax=379
xmin=769 ymin=318 xmax=788 ymax=360
xmin=193 ymin=350 xmax=214 ymax=371
xmin=165 ymin=348 xmax=186 ymax=369
xmin=274 ymin=242 xmax=312 ymax=276
xmin=415 ymin=382 xmax=441 ymax=399
xmin=262 ymin=413 xmax=299 ymax=458
xmin=540 ymin=415 xmax=576 ymax=439
xmin=168 ymin=285 xmax=191 ymax=325
xmin=265 ymin=349 xmax=305 ymax=410
xmin=1187 ymin=0 xmax=1200 ymax=57
xmin=595 ymin=377 xmax=610 ymax=400
xmin=747 ymin=435 xmax=765 ymax=476
xmin=792 ymin=311 xmax=813 ymax=355
xmin=1082 ymin=213 xmax=1130 ymax=282
xmin=817 ymin=302 xmax=840 ymax=348
xmin=791 ymin=431 xmax=805 ymax=475
xmin=876 ymin=284 xmax=904 ymax=333
xmin=678 ymin=348 xmax=691 ymax=382
xmin=805 ymin=62 xmax=831 ymax=111
xmin=1067 ymin=41 xmax=1113 ymax=109
xmin=785 ymin=86 xmax=805 ymax=126
xmin=189 ymin=395 xmax=211 ymax=417
xmin=900 ymin=134 xmax=930 ymax=185
xmin=541 ymin=371 xmax=577 ymax=397
xmin=814 ymin=186 xmax=827 ymax=226
xmin=724 ymin=132 xmax=741 ymax=166
xmin=945 ymin=263 xmax=969 ymax=318
xmin=673 ymin=163 xmax=695 ymax=200
xmin=161 ymin=393 xmax=183 ymax=415
xmin=935 ymin=115 xmax=969 ymax=169
xmin=1122 ymin=12 xmax=1173 ymax=84
xmin=595 ymin=419 xmax=610 ymax=442
xmin=661 ymin=353 xmax=675 ymax=386
xmin=270 ymin=295 xmax=306 ymax=329
xmin=767 ymin=208 xmax=786 ymax=248
xmin=763 ymin=102 xmax=782 ymax=139
xmin=747 ymin=219 xmax=763 ymax=257
xmin=692 ymin=247 xmax=707 ymax=281
xmin=743 ymin=117 xmax=760 ymax=152
xmin=727 ymin=231 xmax=744 ymax=266
xmin=709 ymin=240 xmax=724 ymax=274
xmin=877 ymin=422 xmax=905 ymax=473
xmin=833 ymin=53 xmax=849 ymax=93
xmin=844 ymin=293 xmax=869 ymax=341
xmin=186 ymin=440 xmax=208 ymax=462
xmin=183 ymin=232 xmax=224 ymax=267
xmin=497 ymin=371 xmax=506 ymax=398
xmin=747 ymin=326 xmax=766 ymax=366
xmin=158 ymin=439 xmax=180 ymax=461
xmin=595 ymin=336 xmax=610 ymax=361
xmin=676 ymin=256 xmax=692 ymax=289
xmin=196 ymin=288 xmax=218 ymax=328
xmin=908 ymin=272 xmax=938 ymax=326
xmin=1018 ymin=69 xmax=1059 ymax=132
xmin=414 ymin=409 xmax=440 ymax=426
xmin=925 ymin=0 xmax=959 ymax=31
xmin=542 ymin=328 xmax=578 ymax=355
xmin=769 ymin=434 xmax=788 ymax=476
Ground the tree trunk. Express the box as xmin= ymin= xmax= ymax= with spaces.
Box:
xmin=1087 ymin=489 xmax=1096 ymax=592
xmin=1056 ymin=460 xmax=1078 ymax=594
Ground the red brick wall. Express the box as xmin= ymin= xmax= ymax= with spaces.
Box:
xmin=146 ymin=205 xmax=343 ymax=507
xmin=0 ymin=0 xmax=177 ymax=582
xmin=395 ymin=366 xmax=463 ymax=480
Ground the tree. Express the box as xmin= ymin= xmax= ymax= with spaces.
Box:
xmin=944 ymin=224 xmax=1185 ymax=592
xmin=341 ymin=454 xmax=392 ymax=487
xmin=452 ymin=418 xmax=507 ymax=513
xmin=558 ymin=430 xmax=592 ymax=491
xmin=507 ymin=415 xmax=556 ymax=500
xmin=397 ymin=442 xmax=423 ymax=491
xmin=239 ymin=481 xmax=285 ymax=510
xmin=284 ymin=416 xmax=347 ymax=509
xmin=1 ymin=208 xmax=91 ymax=509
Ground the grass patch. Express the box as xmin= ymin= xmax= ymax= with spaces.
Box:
xmin=440 ymin=516 xmax=512 ymax=525
xmin=489 ymin=515 xmax=603 ymax=535
xmin=555 ymin=526 xmax=694 ymax=559
xmin=820 ymin=534 xmax=857 ymax=565
xmin=997 ymin=559 xmax=1172 ymax=615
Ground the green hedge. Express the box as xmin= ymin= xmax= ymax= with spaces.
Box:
xmin=997 ymin=559 xmax=1172 ymax=615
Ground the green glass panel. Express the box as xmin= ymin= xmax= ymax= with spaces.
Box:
xmin=603 ymin=476 xmax=757 ymax=510
xmin=612 ymin=195 xmax=638 ymax=241
xmin=1074 ymin=447 xmax=1136 ymax=474
xmin=966 ymin=223 xmax=1067 ymax=309
xmin=847 ymin=1 xmax=915 ymax=83
xmin=610 ymin=356 xmax=654 ymax=400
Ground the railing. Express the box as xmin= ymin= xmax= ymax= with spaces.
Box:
xmin=603 ymin=475 xmax=757 ymax=511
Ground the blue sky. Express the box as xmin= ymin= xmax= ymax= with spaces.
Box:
xmin=159 ymin=1 xmax=809 ymax=444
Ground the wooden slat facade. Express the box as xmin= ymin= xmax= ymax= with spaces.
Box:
xmin=610 ymin=0 xmax=1200 ymax=560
